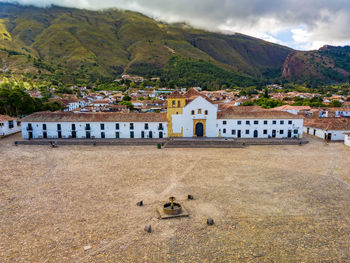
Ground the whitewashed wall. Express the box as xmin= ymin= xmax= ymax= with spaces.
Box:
xmin=345 ymin=134 xmax=350 ymax=146
xmin=217 ymin=119 xmax=303 ymax=138
xmin=21 ymin=121 xmax=167 ymax=139
xmin=304 ymin=126 xmax=349 ymax=141
xmin=0 ymin=120 xmax=21 ymax=136
xmin=172 ymin=96 xmax=219 ymax=137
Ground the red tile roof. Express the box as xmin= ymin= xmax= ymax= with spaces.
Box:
xmin=304 ymin=118 xmax=350 ymax=131
xmin=21 ymin=112 xmax=167 ymax=123
xmin=0 ymin=115 xmax=17 ymax=122
xmin=218 ymin=110 xmax=302 ymax=119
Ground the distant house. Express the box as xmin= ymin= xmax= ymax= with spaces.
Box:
xmin=0 ymin=115 xmax=21 ymax=137
xmin=273 ymin=105 xmax=311 ymax=115
xmin=304 ymin=118 xmax=350 ymax=141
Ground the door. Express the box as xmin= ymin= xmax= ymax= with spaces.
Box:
xmin=272 ymin=130 xmax=276 ymax=138
xmin=195 ymin=123 xmax=204 ymax=137
xmin=327 ymin=133 xmax=332 ymax=141
xmin=43 ymin=132 xmax=47 ymax=139
xmin=288 ymin=130 xmax=292 ymax=138
xmin=141 ymin=131 xmax=145 ymax=138
xmin=72 ymin=131 xmax=76 ymax=138
xmin=58 ymin=131 xmax=62 ymax=139
xmin=86 ymin=131 xmax=91 ymax=139
xmin=253 ymin=130 xmax=258 ymax=138
xmin=237 ymin=130 xmax=241 ymax=138
xmin=29 ymin=131 xmax=33 ymax=139
xmin=159 ymin=132 xmax=163 ymax=138
xmin=307 ymin=128 xmax=310 ymax=134
xmin=149 ymin=131 xmax=153 ymax=138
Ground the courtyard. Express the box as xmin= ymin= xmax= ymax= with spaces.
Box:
xmin=0 ymin=135 xmax=350 ymax=262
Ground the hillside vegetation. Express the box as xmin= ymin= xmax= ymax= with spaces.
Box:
xmin=0 ymin=3 xmax=349 ymax=88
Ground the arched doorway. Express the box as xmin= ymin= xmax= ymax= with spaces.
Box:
xmin=195 ymin=123 xmax=204 ymax=137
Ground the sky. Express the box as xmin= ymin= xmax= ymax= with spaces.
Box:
xmin=2 ymin=0 xmax=350 ymax=50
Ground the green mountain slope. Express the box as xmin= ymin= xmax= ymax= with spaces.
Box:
xmin=282 ymin=45 xmax=350 ymax=83
xmin=0 ymin=3 xmax=349 ymax=87
xmin=0 ymin=3 xmax=293 ymax=86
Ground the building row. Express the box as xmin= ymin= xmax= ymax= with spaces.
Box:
xmin=21 ymin=89 xmax=304 ymax=140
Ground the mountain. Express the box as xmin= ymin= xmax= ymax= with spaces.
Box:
xmin=0 ymin=3 xmax=349 ymax=88
xmin=282 ymin=45 xmax=350 ymax=84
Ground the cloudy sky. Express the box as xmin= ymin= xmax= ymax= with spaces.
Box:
xmin=2 ymin=0 xmax=350 ymax=50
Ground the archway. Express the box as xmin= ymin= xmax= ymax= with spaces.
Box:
xmin=195 ymin=123 xmax=204 ymax=137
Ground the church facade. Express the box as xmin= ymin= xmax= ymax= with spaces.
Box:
xmin=21 ymin=89 xmax=304 ymax=140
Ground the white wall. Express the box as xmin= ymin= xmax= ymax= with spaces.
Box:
xmin=304 ymin=126 xmax=349 ymax=141
xmin=22 ymin=121 xmax=167 ymax=139
xmin=0 ymin=120 xmax=21 ymax=136
xmin=345 ymin=134 xmax=350 ymax=146
xmin=172 ymin=96 xmax=219 ymax=137
xmin=218 ymin=119 xmax=303 ymax=138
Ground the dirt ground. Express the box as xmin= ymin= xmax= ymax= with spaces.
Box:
xmin=1 ymin=134 xmax=350 ymax=262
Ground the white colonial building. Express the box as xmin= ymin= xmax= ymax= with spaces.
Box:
xmin=21 ymin=88 xmax=304 ymax=140
xmin=304 ymin=118 xmax=350 ymax=141
xmin=0 ymin=115 xmax=21 ymax=137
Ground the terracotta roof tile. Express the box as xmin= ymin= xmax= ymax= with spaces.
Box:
xmin=21 ymin=112 xmax=167 ymax=123
xmin=218 ymin=110 xmax=302 ymax=119
xmin=0 ymin=115 xmax=17 ymax=122
xmin=304 ymin=118 xmax=350 ymax=130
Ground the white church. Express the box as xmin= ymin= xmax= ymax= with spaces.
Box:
xmin=21 ymin=88 xmax=304 ymax=140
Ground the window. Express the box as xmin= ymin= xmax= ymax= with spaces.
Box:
xmin=57 ymin=124 xmax=61 ymax=130
xmin=145 ymin=123 xmax=149 ymax=130
xmin=232 ymin=130 xmax=236 ymax=135
xmin=130 ymin=131 xmax=134 ymax=138
xmin=246 ymin=120 xmax=250 ymax=125
xmin=101 ymin=132 xmax=105 ymax=138
xmin=27 ymin=123 xmax=33 ymax=130
xmin=280 ymin=130 xmax=284 ymax=134
xmin=223 ymin=121 xmax=227 ymax=125
xmin=280 ymin=120 xmax=284 ymax=125
xmin=254 ymin=120 xmax=259 ymax=125
xmin=264 ymin=120 xmax=268 ymax=125
xmin=158 ymin=123 xmax=163 ymax=130
xmin=263 ymin=130 xmax=267 ymax=134
xmin=8 ymin=120 xmax=14 ymax=129
xmin=288 ymin=120 xmax=292 ymax=125
xmin=0 ymin=122 xmax=3 ymax=127
xmin=272 ymin=120 xmax=276 ymax=125
xmin=191 ymin=110 xmax=195 ymax=115
xmin=43 ymin=124 xmax=47 ymax=130
xmin=223 ymin=128 xmax=226 ymax=134
xmin=100 ymin=123 xmax=105 ymax=130
xmin=177 ymin=101 xmax=181 ymax=107
xmin=238 ymin=121 xmax=242 ymax=125
xmin=246 ymin=130 xmax=250 ymax=134
xmin=205 ymin=110 xmax=208 ymax=115
xmin=198 ymin=108 xmax=202 ymax=114
xmin=72 ymin=124 xmax=76 ymax=130
xmin=116 ymin=132 xmax=120 ymax=138
xmin=116 ymin=123 xmax=119 ymax=130
xmin=86 ymin=124 xmax=91 ymax=130
xmin=294 ymin=129 xmax=298 ymax=134
xmin=172 ymin=100 xmax=175 ymax=108
xmin=130 ymin=123 xmax=134 ymax=130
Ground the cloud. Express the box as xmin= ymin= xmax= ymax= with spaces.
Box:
xmin=1 ymin=0 xmax=350 ymax=50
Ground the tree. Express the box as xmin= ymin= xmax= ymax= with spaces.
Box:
xmin=329 ymin=100 xmax=342 ymax=107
